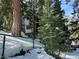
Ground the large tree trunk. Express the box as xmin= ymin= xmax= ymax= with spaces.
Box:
xmin=11 ymin=0 xmax=22 ymax=36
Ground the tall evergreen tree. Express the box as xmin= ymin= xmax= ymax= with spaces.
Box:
xmin=38 ymin=0 xmax=69 ymax=58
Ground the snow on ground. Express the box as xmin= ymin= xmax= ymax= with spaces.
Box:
xmin=0 ymin=30 xmax=11 ymax=35
xmin=0 ymin=30 xmax=43 ymax=58
xmin=7 ymin=48 xmax=55 ymax=59
xmin=0 ymin=30 xmax=79 ymax=59
xmin=59 ymin=48 xmax=79 ymax=59
xmin=63 ymin=48 xmax=79 ymax=59
xmin=7 ymin=48 xmax=79 ymax=59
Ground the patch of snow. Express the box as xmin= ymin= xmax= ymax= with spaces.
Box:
xmin=0 ymin=30 xmax=11 ymax=35
xmin=7 ymin=48 xmax=55 ymax=59
xmin=21 ymin=32 xmax=28 ymax=38
xmin=7 ymin=56 xmax=24 ymax=59
xmin=61 ymin=48 xmax=79 ymax=59
xmin=71 ymin=41 xmax=77 ymax=45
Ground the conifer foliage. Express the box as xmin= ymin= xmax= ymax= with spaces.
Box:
xmin=38 ymin=0 xmax=69 ymax=56
xmin=0 ymin=0 xmax=12 ymax=30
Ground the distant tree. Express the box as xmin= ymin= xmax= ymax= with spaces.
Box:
xmin=65 ymin=0 xmax=79 ymax=42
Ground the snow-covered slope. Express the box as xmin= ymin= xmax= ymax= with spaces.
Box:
xmin=0 ymin=31 xmax=43 ymax=58
xmin=7 ymin=48 xmax=55 ymax=59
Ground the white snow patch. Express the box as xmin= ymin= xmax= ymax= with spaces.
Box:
xmin=7 ymin=48 xmax=55 ymax=59
xmin=61 ymin=48 xmax=79 ymax=59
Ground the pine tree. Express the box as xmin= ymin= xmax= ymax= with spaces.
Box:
xmin=38 ymin=0 xmax=70 ymax=57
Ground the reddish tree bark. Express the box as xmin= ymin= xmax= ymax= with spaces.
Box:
xmin=11 ymin=0 xmax=22 ymax=36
